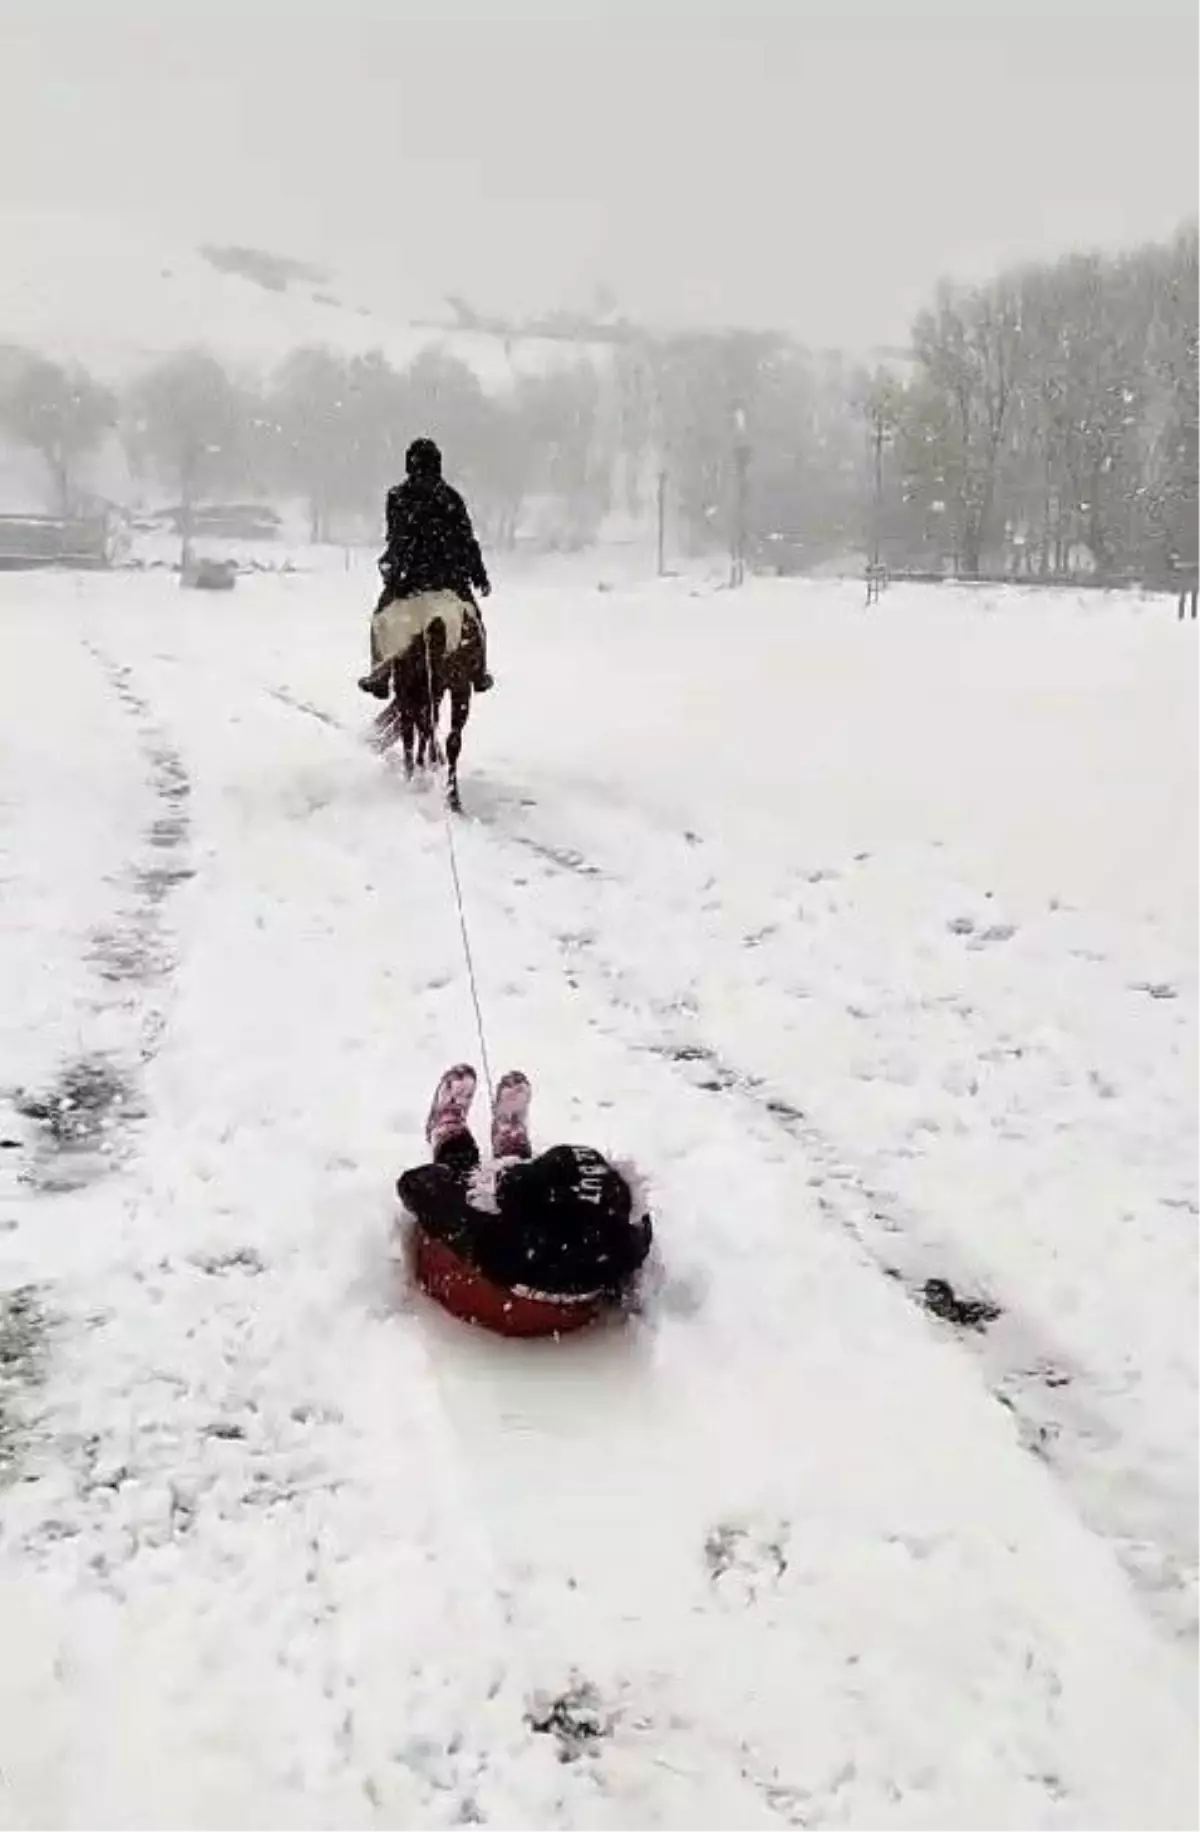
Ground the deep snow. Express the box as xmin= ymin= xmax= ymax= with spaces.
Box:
xmin=0 ymin=561 xmax=1195 ymax=1829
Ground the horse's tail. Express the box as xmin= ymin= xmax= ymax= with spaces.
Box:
xmin=411 ymin=617 xmax=449 ymax=740
xmin=428 ymin=617 xmax=449 ymax=700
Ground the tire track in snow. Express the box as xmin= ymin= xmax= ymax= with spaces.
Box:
xmin=84 ymin=641 xmax=193 ymax=1010
xmin=8 ymin=638 xmax=190 ymax=1501
xmin=8 ymin=637 xmax=193 ymax=1485
xmin=11 ymin=643 xmax=192 ymax=1193
xmin=474 ymin=813 xmax=1197 ymax=1643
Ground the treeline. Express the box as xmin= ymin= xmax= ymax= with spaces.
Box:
xmin=870 ymin=222 xmax=1197 ymax=583
xmin=0 ymin=220 xmax=1194 ymax=582
xmin=0 ymin=331 xmax=873 ymax=565
xmin=0 ymin=343 xmax=614 ymax=551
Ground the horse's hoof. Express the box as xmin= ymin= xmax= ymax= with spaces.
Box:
xmin=447 ymin=790 xmax=462 ymax=814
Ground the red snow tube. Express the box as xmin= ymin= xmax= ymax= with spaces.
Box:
xmin=411 ymin=1226 xmax=605 ymax=1337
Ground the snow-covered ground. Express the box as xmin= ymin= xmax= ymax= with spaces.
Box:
xmin=0 ymin=563 xmax=1195 ymax=1829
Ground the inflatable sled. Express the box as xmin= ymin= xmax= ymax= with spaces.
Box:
xmin=409 ymin=1223 xmax=606 ymax=1338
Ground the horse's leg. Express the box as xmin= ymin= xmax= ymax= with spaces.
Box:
xmin=426 ymin=620 xmax=447 ymax=767
xmin=427 ymin=677 xmax=443 ymax=767
xmin=410 ymin=630 xmax=434 ymax=769
xmin=389 ymin=661 xmax=415 ymax=778
xmin=418 ymin=691 xmax=439 ymax=770
xmin=445 ymin=683 xmax=470 ymax=813
xmin=399 ymin=707 xmax=417 ymax=778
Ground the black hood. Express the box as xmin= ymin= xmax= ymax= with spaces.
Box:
xmin=500 ymin=1147 xmax=632 ymax=1229
xmin=406 ymin=437 xmax=443 ymax=482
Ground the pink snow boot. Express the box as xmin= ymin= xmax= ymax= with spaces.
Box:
xmin=426 ymin=1064 xmax=477 ymax=1150
xmin=491 ymin=1070 xmax=532 ymax=1160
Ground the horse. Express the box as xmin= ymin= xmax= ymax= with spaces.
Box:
xmin=372 ymin=615 xmax=475 ymax=812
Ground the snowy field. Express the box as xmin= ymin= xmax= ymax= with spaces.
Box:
xmin=0 ymin=561 xmax=1195 ymax=1829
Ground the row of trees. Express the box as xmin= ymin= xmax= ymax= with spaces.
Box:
xmin=1 ymin=220 xmax=1194 ymax=581
xmin=0 ymin=341 xmax=616 ymax=552
xmin=867 ymin=223 xmax=1197 ymax=582
xmin=0 ymin=331 xmax=873 ymax=565
xmin=610 ymin=332 xmax=864 ymax=566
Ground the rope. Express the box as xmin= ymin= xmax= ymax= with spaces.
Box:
xmin=421 ymin=628 xmax=495 ymax=1108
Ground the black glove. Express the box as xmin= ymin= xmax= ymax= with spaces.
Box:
xmin=477 ymin=579 xmax=491 ymax=599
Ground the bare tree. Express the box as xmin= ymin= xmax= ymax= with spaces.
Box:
xmin=126 ymin=350 xmax=242 ymax=566
xmin=269 ymin=346 xmax=359 ymax=542
xmin=0 ymin=353 xmax=116 ymax=516
xmin=512 ymin=363 xmax=610 ymax=548
xmin=912 ymin=278 xmax=1024 ymax=576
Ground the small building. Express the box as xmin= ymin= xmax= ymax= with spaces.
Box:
xmin=0 ymin=511 xmax=116 ymax=570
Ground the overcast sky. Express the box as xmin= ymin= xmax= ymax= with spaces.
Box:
xmin=1 ymin=0 xmax=1195 ymax=349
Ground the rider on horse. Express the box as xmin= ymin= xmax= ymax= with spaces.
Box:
xmin=359 ymin=437 xmax=493 ymax=698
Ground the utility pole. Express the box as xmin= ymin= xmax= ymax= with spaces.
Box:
xmin=866 ymin=392 xmax=889 ymax=606
xmin=730 ymin=405 xmax=749 ymax=588
xmin=656 ymin=467 xmax=667 ymax=577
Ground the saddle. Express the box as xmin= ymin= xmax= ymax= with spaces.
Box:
xmin=371 ymin=590 xmax=468 ymax=671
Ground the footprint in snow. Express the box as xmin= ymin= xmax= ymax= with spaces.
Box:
xmin=704 ymin=1518 xmax=790 ymax=1601
xmin=948 ymin=915 xmax=1017 ymax=946
xmin=743 ymin=925 xmax=778 ymax=948
xmin=921 ymin=1277 xmax=1001 ymax=1332
xmin=526 ymin=1677 xmax=614 ymax=1761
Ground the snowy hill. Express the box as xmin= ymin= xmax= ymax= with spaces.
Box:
xmin=0 ymin=209 xmax=586 ymax=388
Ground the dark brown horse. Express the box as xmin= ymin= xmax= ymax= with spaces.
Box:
xmin=370 ymin=616 xmax=476 ymax=811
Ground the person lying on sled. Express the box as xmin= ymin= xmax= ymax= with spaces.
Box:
xmin=397 ymin=1066 xmax=653 ymax=1300
xmin=358 ymin=437 xmax=493 ymax=699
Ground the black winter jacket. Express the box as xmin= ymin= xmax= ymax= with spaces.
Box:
xmin=399 ymin=1144 xmax=653 ymax=1298
xmin=380 ymin=476 xmax=490 ymax=604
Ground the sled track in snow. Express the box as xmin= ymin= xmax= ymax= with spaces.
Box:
xmin=260 ymin=684 xmax=1198 ymax=1643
